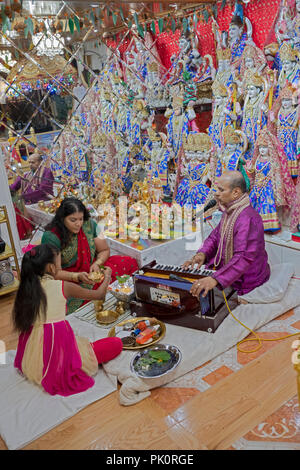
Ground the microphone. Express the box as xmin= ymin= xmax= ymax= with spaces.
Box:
xmin=204 ymin=199 xmax=217 ymax=212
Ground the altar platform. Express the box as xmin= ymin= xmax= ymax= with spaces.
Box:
xmin=25 ymin=204 xmax=300 ymax=276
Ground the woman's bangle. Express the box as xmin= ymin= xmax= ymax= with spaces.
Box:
xmin=71 ymin=272 xmax=79 ymax=282
xmin=95 ymin=257 xmax=104 ymax=266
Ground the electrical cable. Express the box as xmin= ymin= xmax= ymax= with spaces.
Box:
xmin=222 ymin=289 xmax=300 ymax=354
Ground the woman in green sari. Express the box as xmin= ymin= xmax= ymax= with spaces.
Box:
xmin=42 ymin=197 xmax=139 ymax=314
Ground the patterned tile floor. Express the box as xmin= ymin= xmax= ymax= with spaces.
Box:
xmin=150 ymin=306 xmax=300 ymax=450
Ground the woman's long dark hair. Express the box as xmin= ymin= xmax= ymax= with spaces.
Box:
xmin=45 ymin=197 xmax=90 ymax=249
xmin=12 ymin=244 xmax=58 ymax=333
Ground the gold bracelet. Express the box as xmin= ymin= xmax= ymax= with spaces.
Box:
xmin=95 ymin=257 xmax=104 ymax=267
xmin=71 ymin=272 xmax=79 ymax=282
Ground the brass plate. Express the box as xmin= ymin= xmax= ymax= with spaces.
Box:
xmin=108 ymin=317 xmax=166 ymax=350
xmin=96 ymin=309 xmax=120 ymax=325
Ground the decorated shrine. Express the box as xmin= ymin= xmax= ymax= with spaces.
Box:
xmin=0 ymin=0 xmax=299 ymax=243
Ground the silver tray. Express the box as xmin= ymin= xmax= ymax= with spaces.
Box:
xmin=130 ymin=344 xmax=182 ymax=379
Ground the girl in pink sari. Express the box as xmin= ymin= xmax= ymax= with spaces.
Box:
xmin=13 ymin=244 xmax=122 ymax=397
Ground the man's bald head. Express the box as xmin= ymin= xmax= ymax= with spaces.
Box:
xmin=221 ymin=171 xmax=247 ymax=194
xmin=215 ymin=171 xmax=247 ymax=207
xmin=28 ymin=151 xmax=43 ymax=172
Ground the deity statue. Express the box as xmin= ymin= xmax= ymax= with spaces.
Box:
xmin=146 ymin=128 xmax=174 ymax=198
xmin=235 ymin=45 xmax=273 ymax=97
xmin=228 ymin=13 xmax=254 ymax=71
xmin=264 ymin=42 xmax=281 ymax=72
xmin=277 ymin=42 xmax=300 ymax=91
xmin=249 ymin=128 xmax=295 ymax=232
xmin=175 ymin=132 xmax=213 ymax=209
xmin=212 ymin=127 xmax=248 ymax=186
xmin=98 ymin=174 xmax=112 ymax=205
xmin=241 ymin=72 xmax=269 ymax=161
xmin=121 ymin=144 xmax=146 ymax=194
xmin=168 ymin=31 xmax=193 ymax=85
xmin=99 ymin=90 xmax=114 ymax=136
xmin=275 ymin=0 xmax=300 ymax=52
xmin=208 ymin=80 xmax=235 ymax=152
xmin=150 ymin=177 xmax=164 ymax=204
xmin=269 ymin=84 xmax=300 ymax=178
xmin=214 ymin=47 xmax=234 ymax=88
xmin=164 ymin=93 xmax=190 ymax=156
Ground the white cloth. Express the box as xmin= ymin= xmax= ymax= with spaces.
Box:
xmin=238 ymin=263 xmax=294 ymax=304
xmin=103 ymin=277 xmax=300 ymax=405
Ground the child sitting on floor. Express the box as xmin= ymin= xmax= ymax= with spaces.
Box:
xmin=12 ymin=244 xmax=122 ymax=397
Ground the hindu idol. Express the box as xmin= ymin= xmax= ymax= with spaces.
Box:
xmin=269 ymin=84 xmax=300 ymax=179
xmin=146 ymin=128 xmax=174 ymax=198
xmin=215 ymin=47 xmax=234 ymax=89
xmin=241 ymin=72 xmax=269 ymax=161
xmin=278 ymin=42 xmax=300 ymax=91
xmin=165 ymin=94 xmax=190 ymax=157
xmin=175 ymin=132 xmax=213 ymax=209
xmin=249 ymin=129 xmax=295 ymax=232
xmin=212 ymin=127 xmax=248 ymax=187
xmin=235 ymin=44 xmax=272 ymax=97
xmin=228 ymin=14 xmax=254 ymax=71
xmin=208 ymin=80 xmax=235 ymax=153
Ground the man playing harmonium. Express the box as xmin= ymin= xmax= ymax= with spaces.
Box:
xmin=183 ymin=171 xmax=271 ymax=299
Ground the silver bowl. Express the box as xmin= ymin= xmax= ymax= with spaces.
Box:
xmin=108 ymin=278 xmax=135 ymax=303
xmin=130 ymin=344 xmax=182 ymax=379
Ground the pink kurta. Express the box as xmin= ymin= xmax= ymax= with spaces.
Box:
xmin=198 ymin=206 xmax=270 ymax=295
xmin=14 ymin=275 xmax=98 ymax=396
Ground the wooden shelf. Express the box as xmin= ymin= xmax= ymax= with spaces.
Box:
xmin=0 ymin=278 xmax=19 ymax=296
xmin=0 ymin=244 xmax=14 ymax=261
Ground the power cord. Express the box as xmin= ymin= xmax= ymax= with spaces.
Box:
xmin=222 ymin=290 xmax=300 ymax=354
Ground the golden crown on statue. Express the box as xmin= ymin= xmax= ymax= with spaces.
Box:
xmin=172 ymin=95 xmax=184 ymax=108
xmin=183 ymin=133 xmax=211 ymax=152
xmin=216 ymin=48 xmax=231 ymax=61
xmin=212 ymin=80 xmax=228 ymax=97
xmin=280 ymin=84 xmax=298 ymax=102
xmin=148 ymin=62 xmax=159 ymax=72
xmin=147 ymin=127 xmax=161 ymax=142
xmin=223 ymin=126 xmax=241 ymax=145
xmin=194 ymin=133 xmax=211 ymax=152
xmin=279 ymin=42 xmax=299 ymax=62
xmin=256 ymin=128 xmax=270 ymax=147
xmin=245 ymin=72 xmax=265 ymax=88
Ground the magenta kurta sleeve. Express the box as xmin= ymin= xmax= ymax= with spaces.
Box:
xmin=197 ymin=223 xmax=220 ymax=260
xmin=9 ymin=176 xmax=21 ymax=193
xmin=23 ymin=168 xmax=54 ymax=204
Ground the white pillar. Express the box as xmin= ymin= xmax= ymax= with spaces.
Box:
xmin=0 ymin=147 xmax=22 ymax=261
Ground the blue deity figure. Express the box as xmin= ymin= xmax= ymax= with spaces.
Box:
xmin=145 ymin=130 xmax=174 ymax=198
xmin=228 ymin=15 xmax=253 ymax=71
xmin=249 ymin=129 xmax=295 ymax=233
xmin=277 ymin=42 xmax=300 ymax=93
xmin=241 ymin=73 xmax=268 ymax=161
xmin=175 ymin=133 xmax=213 ymax=209
xmin=165 ymin=94 xmax=190 ymax=157
xmin=208 ymin=80 xmax=235 ymax=153
xmin=273 ymin=86 xmax=300 ymax=178
xmin=249 ymin=144 xmax=281 ymax=232
xmin=212 ymin=127 xmax=248 ymax=187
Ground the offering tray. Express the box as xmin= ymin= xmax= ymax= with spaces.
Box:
xmin=108 ymin=317 xmax=166 ymax=350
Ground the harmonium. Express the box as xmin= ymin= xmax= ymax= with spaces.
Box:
xmin=130 ymin=260 xmax=237 ymax=333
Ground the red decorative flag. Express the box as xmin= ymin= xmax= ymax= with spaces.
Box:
xmin=11 ymin=147 xmax=21 ymax=163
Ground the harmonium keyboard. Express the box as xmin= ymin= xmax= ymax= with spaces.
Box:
xmin=130 ymin=260 xmax=237 ymax=333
